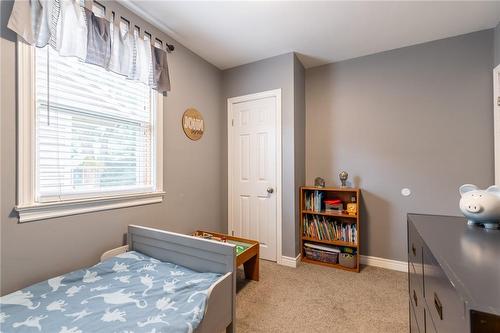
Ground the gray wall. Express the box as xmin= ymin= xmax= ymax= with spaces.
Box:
xmin=222 ymin=53 xmax=305 ymax=258
xmin=293 ymin=56 xmax=305 ymax=255
xmin=495 ymin=22 xmax=500 ymax=67
xmin=305 ymin=30 xmax=494 ymax=262
xmin=1 ymin=1 xmax=494 ymax=294
xmin=1 ymin=1 xmax=225 ymax=295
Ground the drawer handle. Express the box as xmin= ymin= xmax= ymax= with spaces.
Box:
xmin=413 ymin=289 xmax=418 ymax=307
xmin=434 ymin=292 xmax=443 ymax=320
xmin=412 ymin=243 xmax=416 ymax=257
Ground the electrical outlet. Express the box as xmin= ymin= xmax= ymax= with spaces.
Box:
xmin=401 ymin=188 xmax=411 ymax=197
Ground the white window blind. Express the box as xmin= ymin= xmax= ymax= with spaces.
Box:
xmin=35 ymin=45 xmax=157 ymax=202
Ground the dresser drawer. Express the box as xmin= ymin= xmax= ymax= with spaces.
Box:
xmin=408 ymin=221 xmax=423 ymax=277
xmin=410 ymin=302 xmax=421 ymax=333
xmin=409 ymin=249 xmax=424 ymax=298
xmin=426 ymin=312 xmax=438 ymax=333
xmin=409 ymin=266 xmax=425 ymax=330
xmin=423 ymin=247 xmax=466 ymax=333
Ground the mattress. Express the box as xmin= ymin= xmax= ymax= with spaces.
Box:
xmin=0 ymin=251 xmax=222 ymax=333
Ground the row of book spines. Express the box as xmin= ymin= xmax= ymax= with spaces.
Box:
xmin=304 ymin=217 xmax=357 ymax=240
xmin=303 ymin=219 xmax=357 ymax=243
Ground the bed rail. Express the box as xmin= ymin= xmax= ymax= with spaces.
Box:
xmin=100 ymin=245 xmax=128 ymax=262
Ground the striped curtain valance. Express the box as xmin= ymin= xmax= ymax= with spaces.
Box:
xmin=7 ymin=0 xmax=171 ymax=93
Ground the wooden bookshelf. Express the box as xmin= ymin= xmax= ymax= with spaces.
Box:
xmin=300 ymin=186 xmax=361 ymax=272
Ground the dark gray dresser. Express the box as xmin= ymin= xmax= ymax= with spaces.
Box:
xmin=407 ymin=214 xmax=500 ymax=333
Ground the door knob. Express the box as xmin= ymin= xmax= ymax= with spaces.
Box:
xmin=267 ymin=187 xmax=274 ymax=194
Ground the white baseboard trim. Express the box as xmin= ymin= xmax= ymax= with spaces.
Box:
xmin=360 ymin=255 xmax=407 ymax=272
xmin=278 ymin=253 xmax=406 ymax=271
xmin=280 ymin=253 xmax=301 ymax=268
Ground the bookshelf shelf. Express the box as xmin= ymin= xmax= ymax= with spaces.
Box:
xmin=300 ymin=186 xmax=361 ymax=273
xmin=301 ymin=210 xmax=357 ymax=219
xmin=301 ymin=186 xmax=358 ymax=193
xmin=301 ymin=257 xmax=358 ymax=272
xmin=302 ymin=237 xmax=357 ymax=248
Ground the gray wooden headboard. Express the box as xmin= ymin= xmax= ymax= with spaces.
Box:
xmin=128 ymin=225 xmax=236 ymax=275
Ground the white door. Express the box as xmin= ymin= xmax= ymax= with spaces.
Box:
xmin=495 ymin=65 xmax=500 ymax=185
xmin=228 ymin=90 xmax=281 ymax=262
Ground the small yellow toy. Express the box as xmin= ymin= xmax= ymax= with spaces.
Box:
xmin=346 ymin=203 xmax=357 ymax=216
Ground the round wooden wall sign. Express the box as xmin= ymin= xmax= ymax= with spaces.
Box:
xmin=182 ymin=108 xmax=204 ymax=141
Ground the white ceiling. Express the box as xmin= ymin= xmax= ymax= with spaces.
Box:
xmin=123 ymin=1 xmax=500 ymax=69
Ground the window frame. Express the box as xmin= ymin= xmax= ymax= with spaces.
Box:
xmin=15 ymin=40 xmax=164 ymax=223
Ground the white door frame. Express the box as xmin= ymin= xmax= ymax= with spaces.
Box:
xmin=495 ymin=65 xmax=500 ymax=185
xmin=227 ymin=89 xmax=283 ymax=264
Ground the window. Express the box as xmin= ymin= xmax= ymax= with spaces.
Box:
xmin=16 ymin=41 xmax=164 ymax=222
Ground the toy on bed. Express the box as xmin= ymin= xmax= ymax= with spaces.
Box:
xmin=459 ymin=184 xmax=500 ymax=230
xmin=0 ymin=225 xmax=236 ymax=333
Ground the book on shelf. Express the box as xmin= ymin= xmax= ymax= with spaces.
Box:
xmin=302 ymin=214 xmax=357 ymax=244
xmin=304 ymin=242 xmax=340 ymax=253
xmin=304 ymin=190 xmax=324 ymax=212
xmin=324 ymin=199 xmax=343 ymax=212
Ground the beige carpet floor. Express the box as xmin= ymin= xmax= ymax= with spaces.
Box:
xmin=235 ymin=260 xmax=408 ymax=333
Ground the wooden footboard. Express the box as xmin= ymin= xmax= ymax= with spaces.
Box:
xmin=101 ymin=225 xmax=236 ymax=333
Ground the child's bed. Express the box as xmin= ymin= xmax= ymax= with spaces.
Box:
xmin=0 ymin=225 xmax=236 ymax=333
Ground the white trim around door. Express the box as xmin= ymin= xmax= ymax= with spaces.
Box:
xmin=227 ymin=89 xmax=283 ymax=264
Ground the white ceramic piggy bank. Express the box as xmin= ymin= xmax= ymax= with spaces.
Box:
xmin=459 ymin=184 xmax=500 ymax=229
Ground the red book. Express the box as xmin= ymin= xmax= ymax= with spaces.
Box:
xmin=324 ymin=199 xmax=342 ymax=204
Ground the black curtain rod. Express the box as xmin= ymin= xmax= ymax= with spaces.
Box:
xmin=119 ymin=16 xmax=175 ymax=52
xmin=93 ymin=1 xmax=175 ymax=52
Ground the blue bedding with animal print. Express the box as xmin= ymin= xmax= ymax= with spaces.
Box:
xmin=0 ymin=251 xmax=222 ymax=333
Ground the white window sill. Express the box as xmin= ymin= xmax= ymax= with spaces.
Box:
xmin=15 ymin=192 xmax=165 ymax=223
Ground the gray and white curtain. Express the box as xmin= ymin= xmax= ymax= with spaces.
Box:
xmin=8 ymin=0 xmax=171 ymax=93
